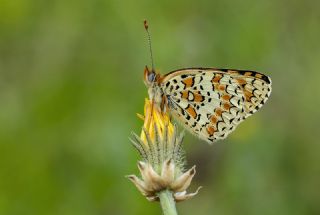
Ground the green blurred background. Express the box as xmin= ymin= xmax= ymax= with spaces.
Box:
xmin=1 ymin=0 xmax=319 ymax=214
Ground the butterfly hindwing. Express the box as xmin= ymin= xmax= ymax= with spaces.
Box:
xmin=225 ymin=70 xmax=272 ymax=117
xmin=160 ymin=68 xmax=272 ymax=143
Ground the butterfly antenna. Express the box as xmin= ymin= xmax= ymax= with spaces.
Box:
xmin=144 ymin=20 xmax=155 ymax=71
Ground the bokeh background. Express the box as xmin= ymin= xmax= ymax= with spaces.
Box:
xmin=1 ymin=0 xmax=320 ymax=214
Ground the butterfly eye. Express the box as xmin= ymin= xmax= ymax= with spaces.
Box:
xmin=148 ymin=72 xmax=156 ymax=83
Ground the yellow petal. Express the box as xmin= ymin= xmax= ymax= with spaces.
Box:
xmin=139 ymin=99 xmax=174 ymax=145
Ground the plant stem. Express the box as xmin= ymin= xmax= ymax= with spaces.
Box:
xmin=158 ymin=190 xmax=178 ymax=215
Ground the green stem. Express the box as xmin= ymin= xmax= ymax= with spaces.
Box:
xmin=158 ymin=190 xmax=178 ymax=215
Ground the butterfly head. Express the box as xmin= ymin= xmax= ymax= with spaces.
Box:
xmin=143 ymin=66 xmax=160 ymax=87
xmin=143 ymin=66 xmax=164 ymax=107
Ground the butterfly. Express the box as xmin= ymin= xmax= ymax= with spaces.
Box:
xmin=144 ymin=67 xmax=272 ymax=143
xmin=142 ymin=21 xmax=272 ymax=143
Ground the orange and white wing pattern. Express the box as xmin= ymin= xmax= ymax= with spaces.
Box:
xmin=160 ymin=68 xmax=272 ymax=143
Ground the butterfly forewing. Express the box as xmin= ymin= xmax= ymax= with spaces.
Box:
xmin=160 ymin=68 xmax=272 ymax=143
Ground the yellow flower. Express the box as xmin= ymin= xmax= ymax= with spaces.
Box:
xmin=139 ymin=98 xmax=174 ymax=144
xmin=128 ymin=98 xmax=201 ymax=202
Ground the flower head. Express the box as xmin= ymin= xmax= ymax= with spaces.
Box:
xmin=127 ymin=98 xmax=201 ymax=202
xmin=139 ymin=98 xmax=174 ymax=143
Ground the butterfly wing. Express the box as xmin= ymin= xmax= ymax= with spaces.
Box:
xmin=160 ymin=68 xmax=272 ymax=143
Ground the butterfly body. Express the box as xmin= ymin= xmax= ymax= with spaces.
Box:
xmin=144 ymin=66 xmax=272 ymax=143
